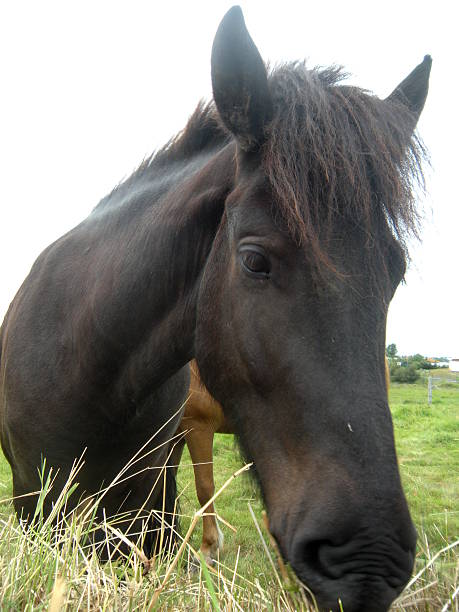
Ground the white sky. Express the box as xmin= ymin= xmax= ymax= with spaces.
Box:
xmin=0 ymin=1 xmax=457 ymax=357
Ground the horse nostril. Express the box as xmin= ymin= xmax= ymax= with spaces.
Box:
xmin=299 ymin=538 xmax=349 ymax=580
xmin=294 ymin=533 xmax=416 ymax=592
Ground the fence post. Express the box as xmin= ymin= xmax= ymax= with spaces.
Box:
xmin=428 ymin=376 xmax=432 ymax=405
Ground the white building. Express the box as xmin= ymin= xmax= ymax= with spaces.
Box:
xmin=449 ymin=359 xmax=459 ymax=373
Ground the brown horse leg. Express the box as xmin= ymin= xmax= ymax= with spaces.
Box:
xmin=185 ymin=428 xmax=224 ymax=565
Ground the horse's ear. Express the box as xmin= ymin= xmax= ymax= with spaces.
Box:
xmin=211 ymin=6 xmax=272 ymax=151
xmin=386 ymin=55 xmax=432 ymax=123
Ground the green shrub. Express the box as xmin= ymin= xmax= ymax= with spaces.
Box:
xmin=390 ymin=365 xmax=420 ymax=383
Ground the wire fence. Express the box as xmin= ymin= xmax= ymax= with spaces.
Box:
xmin=420 ymin=371 xmax=459 ymax=405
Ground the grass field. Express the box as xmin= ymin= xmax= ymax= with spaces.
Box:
xmin=0 ymin=375 xmax=457 ymax=610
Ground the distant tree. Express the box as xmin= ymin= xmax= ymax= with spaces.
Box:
xmin=386 ymin=344 xmax=398 ymax=359
xmin=406 ymin=354 xmax=430 ymax=370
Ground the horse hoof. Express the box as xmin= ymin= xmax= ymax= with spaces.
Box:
xmin=186 ymin=554 xmax=214 ymax=576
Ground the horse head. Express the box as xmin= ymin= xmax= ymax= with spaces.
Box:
xmin=196 ymin=7 xmax=431 ymax=611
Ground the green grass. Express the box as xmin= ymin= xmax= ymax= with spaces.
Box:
xmin=389 ymin=374 xmax=459 ymax=607
xmin=390 ymin=375 xmax=458 ymax=533
xmin=0 ymin=377 xmax=458 ymax=610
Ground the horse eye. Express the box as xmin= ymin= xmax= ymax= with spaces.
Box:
xmin=239 ymin=247 xmax=271 ymax=278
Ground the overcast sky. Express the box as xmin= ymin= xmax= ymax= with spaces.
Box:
xmin=0 ymin=0 xmax=457 ymax=357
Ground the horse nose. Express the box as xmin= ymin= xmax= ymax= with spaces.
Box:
xmin=288 ymin=522 xmax=417 ymax=612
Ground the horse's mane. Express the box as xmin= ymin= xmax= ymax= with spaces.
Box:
xmin=263 ymin=63 xmax=427 ymax=275
xmin=94 ymin=102 xmax=230 ymax=211
xmin=151 ymin=102 xmax=230 ymax=167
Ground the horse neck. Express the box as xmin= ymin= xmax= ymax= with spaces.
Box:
xmin=83 ymin=144 xmax=234 ymax=389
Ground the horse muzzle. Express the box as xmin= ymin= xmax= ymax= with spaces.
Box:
xmin=290 ymin=529 xmax=416 ymax=611
xmin=268 ymin=495 xmax=416 ymax=611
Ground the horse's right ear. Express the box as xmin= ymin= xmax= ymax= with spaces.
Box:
xmin=211 ymin=6 xmax=272 ymax=151
xmin=386 ymin=55 xmax=432 ymax=124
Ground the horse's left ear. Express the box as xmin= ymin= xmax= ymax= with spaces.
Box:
xmin=211 ymin=6 xmax=272 ymax=151
xmin=386 ymin=55 xmax=432 ymax=123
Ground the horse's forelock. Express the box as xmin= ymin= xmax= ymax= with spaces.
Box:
xmin=262 ymin=63 xmax=427 ymax=279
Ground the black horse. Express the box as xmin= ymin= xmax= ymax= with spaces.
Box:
xmin=0 ymin=7 xmax=430 ymax=611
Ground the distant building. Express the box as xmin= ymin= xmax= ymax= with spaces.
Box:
xmin=426 ymin=358 xmax=449 ymax=368
xmin=449 ymin=359 xmax=459 ymax=373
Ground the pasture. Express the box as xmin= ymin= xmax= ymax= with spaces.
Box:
xmin=0 ymin=376 xmax=457 ymax=610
